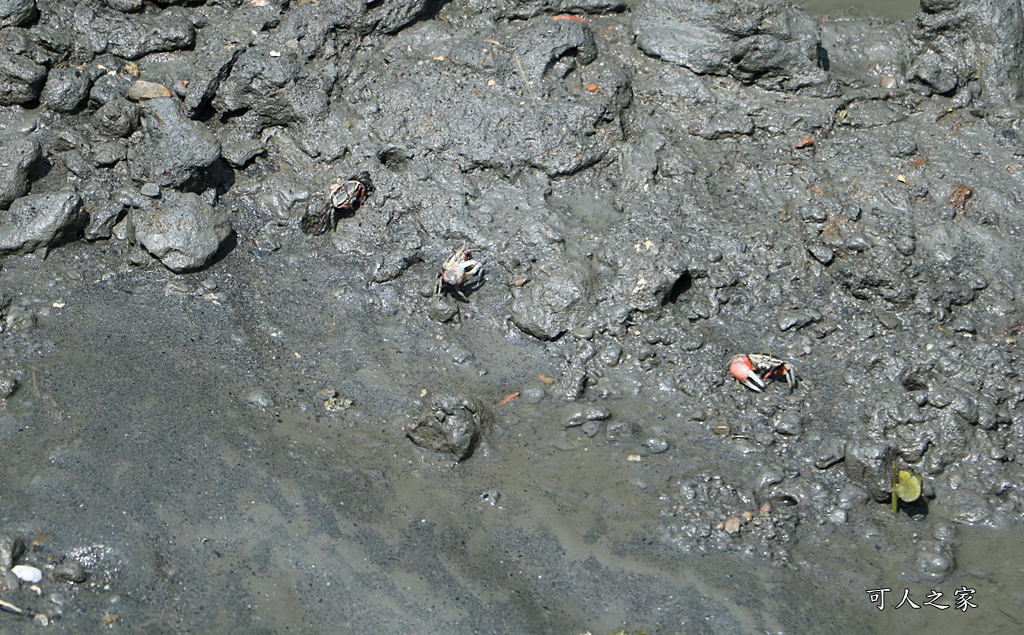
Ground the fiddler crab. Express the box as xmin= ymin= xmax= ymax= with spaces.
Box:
xmin=436 ymin=246 xmax=483 ymax=301
xmin=730 ymin=354 xmax=796 ymax=393
xmin=300 ymin=171 xmax=374 ymax=236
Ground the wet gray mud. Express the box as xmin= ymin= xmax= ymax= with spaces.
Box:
xmin=2 ymin=0 xmax=1024 ymax=632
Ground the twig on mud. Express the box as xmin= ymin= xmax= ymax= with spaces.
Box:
xmin=496 ymin=392 xmax=520 ymax=407
xmin=482 ymin=39 xmax=537 ymax=107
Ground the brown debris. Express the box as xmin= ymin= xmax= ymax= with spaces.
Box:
xmin=948 ymin=184 xmax=974 ymax=213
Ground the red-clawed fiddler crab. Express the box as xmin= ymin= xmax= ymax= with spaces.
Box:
xmin=730 ymin=354 xmax=796 ymax=393
xmin=436 ymin=246 xmax=483 ymax=301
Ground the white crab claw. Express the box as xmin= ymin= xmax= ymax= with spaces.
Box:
xmin=730 ymin=355 xmax=765 ymax=392
xmin=741 ymin=373 xmax=765 ymax=392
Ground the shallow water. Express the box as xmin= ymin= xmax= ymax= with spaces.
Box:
xmin=801 ymin=0 xmax=919 ymax=19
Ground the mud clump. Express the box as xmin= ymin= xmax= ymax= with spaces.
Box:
xmin=131 ymin=190 xmax=231 ymax=272
xmin=407 ymin=394 xmax=492 ymax=461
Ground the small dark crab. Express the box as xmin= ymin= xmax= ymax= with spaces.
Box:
xmin=730 ymin=353 xmax=796 ymax=393
xmin=300 ymin=171 xmax=374 ymax=236
xmin=436 ymin=247 xmax=483 ymax=301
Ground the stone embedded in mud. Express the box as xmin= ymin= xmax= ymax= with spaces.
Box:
xmin=135 ymin=97 xmax=220 ymax=188
xmin=0 ymin=133 xmax=40 ymax=210
xmin=82 ymin=196 xmax=125 ymax=242
xmin=40 ymin=67 xmax=92 ymax=113
xmin=596 ymin=240 xmax=690 ymax=314
xmin=910 ymin=50 xmax=958 ymax=95
xmin=914 ymin=540 xmax=955 ymax=582
xmin=256 ymin=172 xmax=312 ymax=223
xmin=53 ymin=558 xmax=87 ymax=583
xmin=0 ymin=532 xmax=26 ymax=568
xmin=407 ymin=395 xmax=491 ymax=461
xmin=105 ymin=0 xmax=143 ymax=13
xmin=133 ymin=191 xmax=231 ymax=273
xmin=0 ymin=0 xmax=36 ymax=28
xmin=511 ymin=17 xmax=597 ymax=88
xmin=0 ymin=189 xmax=85 ymax=256
xmin=91 ymin=6 xmax=195 ymax=60
xmin=90 ymin=140 xmax=128 ymax=168
xmin=0 ymin=369 xmax=17 ymax=399
xmin=89 ymin=73 xmax=133 ymax=106
xmin=916 ymin=0 xmax=1024 ymax=104
xmin=510 ymin=259 xmax=594 ymax=341
xmin=126 ymin=79 xmax=172 ymax=101
xmin=220 ymin=138 xmax=266 ymax=169
xmin=183 ymin=46 xmax=240 ymax=117
xmin=0 ymin=48 xmax=46 ymax=106
xmin=844 ymin=440 xmax=895 ymax=503
xmin=364 ymin=0 xmax=432 ymax=34
xmin=776 ymin=308 xmax=821 ymax=332
xmin=211 ymin=46 xmax=330 ymax=126
xmin=427 ymin=295 xmax=460 ymax=323
xmin=632 ymin=0 xmax=837 ymax=95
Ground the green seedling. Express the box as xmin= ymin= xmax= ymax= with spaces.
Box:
xmin=891 ymin=462 xmax=923 ymax=513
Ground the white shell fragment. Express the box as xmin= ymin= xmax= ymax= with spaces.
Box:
xmin=11 ymin=565 xmax=43 ymax=584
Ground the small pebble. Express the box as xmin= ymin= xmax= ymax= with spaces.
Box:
xmin=837 ymin=483 xmax=868 ymax=510
xmin=519 ymin=385 xmax=545 ymax=404
xmin=773 ymin=412 xmax=803 ymax=436
xmin=246 ymin=389 xmax=274 ymax=409
xmin=572 ymin=326 xmax=594 ymax=340
xmin=642 ymin=438 xmax=669 ymax=454
xmin=164 ymin=279 xmax=190 ymax=295
xmin=915 ymin=547 xmax=954 ymax=581
xmin=54 ymin=559 xmax=87 ymax=583
xmin=807 ymin=244 xmax=834 ymax=265
xmin=562 ymin=406 xmax=610 ymax=428
xmin=724 ymin=517 xmax=741 ymax=534
xmin=126 ymin=79 xmax=171 ymax=101
xmin=846 ymin=233 xmax=875 ymax=252
xmin=12 ymin=564 xmax=42 ymax=584
xmin=605 ymin=421 xmax=636 ymax=441
xmin=140 ymin=183 xmax=161 ymax=197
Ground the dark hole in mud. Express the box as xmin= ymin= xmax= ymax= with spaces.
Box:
xmin=378 ymin=146 xmax=411 ymax=171
xmin=28 ymin=154 xmax=51 ymax=183
xmin=192 ymin=102 xmax=218 ymax=124
xmin=662 ymin=271 xmax=692 ymax=305
xmin=774 ymin=494 xmax=799 ymax=507
xmin=816 ymin=46 xmax=830 ymax=71
xmin=218 ymin=108 xmax=250 ymax=124
xmin=207 ymin=159 xmax=237 ymax=195
xmin=901 ymin=372 xmax=929 ymax=392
